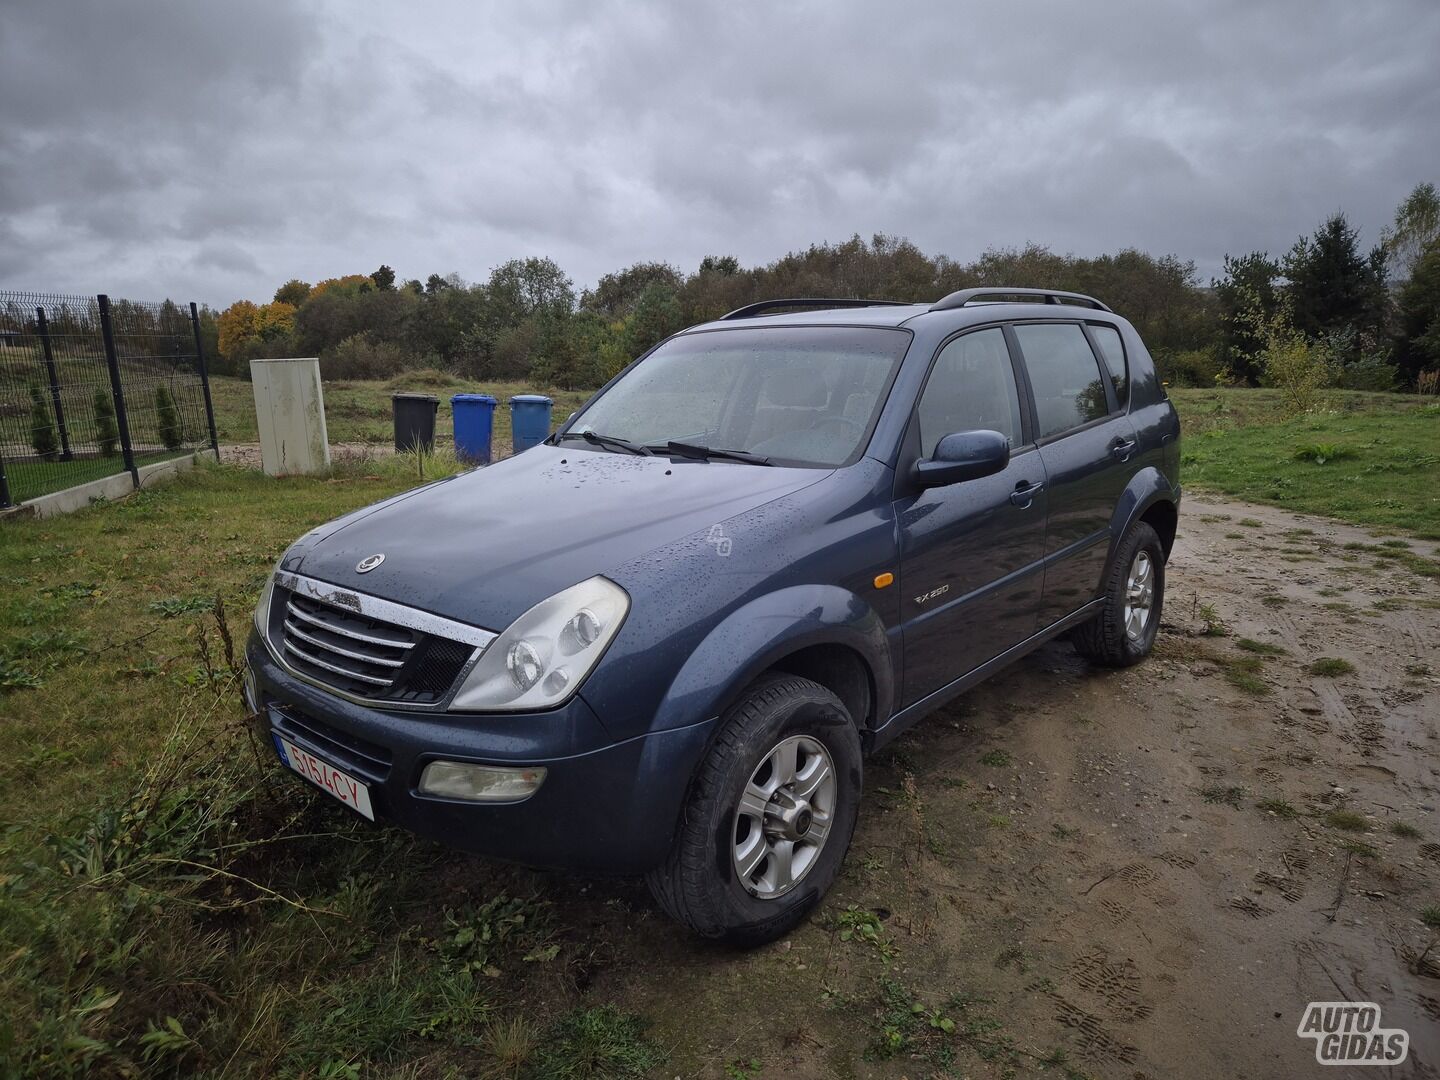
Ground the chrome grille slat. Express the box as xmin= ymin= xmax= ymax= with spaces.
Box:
xmin=283 ymin=619 xmax=406 ymax=668
xmin=283 ymin=639 xmax=394 ymax=687
xmin=285 ymin=600 xmax=414 ymax=649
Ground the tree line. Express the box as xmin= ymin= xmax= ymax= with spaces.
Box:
xmin=213 ymin=182 xmax=1440 ymax=393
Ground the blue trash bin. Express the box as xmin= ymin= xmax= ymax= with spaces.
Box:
xmin=509 ymin=394 xmax=553 ymax=455
xmin=451 ymin=393 xmax=497 ymax=464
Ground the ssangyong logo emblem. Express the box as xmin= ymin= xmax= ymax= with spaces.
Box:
xmin=355 ymin=553 xmax=385 ymax=574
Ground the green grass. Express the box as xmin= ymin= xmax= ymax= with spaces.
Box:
xmin=207 ymin=369 xmax=592 ymax=452
xmin=1308 ymin=657 xmax=1357 ymax=677
xmin=1256 ymin=798 xmax=1300 ymax=819
xmin=1323 ymin=809 xmax=1370 ymax=832
xmin=1170 ymin=388 xmax=1440 ymax=538
xmin=1235 ymin=637 xmax=1286 ymax=656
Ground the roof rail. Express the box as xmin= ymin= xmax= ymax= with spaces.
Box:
xmin=718 ymin=297 xmax=914 ymax=320
xmin=929 ymin=287 xmax=1111 ymax=313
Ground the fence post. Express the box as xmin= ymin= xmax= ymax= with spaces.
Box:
xmin=0 ymin=448 xmax=11 ymax=509
xmin=35 ymin=307 xmax=73 ymax=461
xmin=189 ymin=302 xmax=220 ymax=460
xmin=97 ymin=294 xmax=139 ymax=489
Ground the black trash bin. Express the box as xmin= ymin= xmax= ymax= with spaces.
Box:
xmin=392 ymin=393 xmax=439 ymax=452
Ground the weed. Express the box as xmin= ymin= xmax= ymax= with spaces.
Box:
xmin=1261 ymin=594 xmax=1289 ymax=608
xmin=1308 ymin=657 xmax=1356 ymax=677
xmin=987 ymin=815 xmax=1011 ymax=829
xmin=724 ymin=1058 xmax=763 ymax=1080
xmin=834 ymin=905 xmax=894 ymax=955
xmin=1052 ymin=822 xmax=1080 ymax=841
xmin=526 ymin=1005 xmax=661 ymax=1080
xmin=1196 ymin=600 xmax=1226 ymax=636
xmin=1293 ymin=443 xmax=1357 ymax=465
xmin=1390 ymin=822 xmax=1422 ymax=839
xmin=480 ymin=1016 xmax=540 ymax=1079
xmin=1421 ymin=907 xmax=1440 ymax=930
xmin=1201 ymin=784 xmax=1247 ymax=808
xmin=1339 ymin=839 xmax=1379 ymax=858
xmin=1324 ymin=809 xmax=1370 ymax=832
xmin=1405 ymin=662 xmax=1432 ymax=677
xmin=433 ymin=895 xmax=550 ymax=977
xmin=1223 ymin=655 xmax=1269 ymax=695
xmin=1257 ymin=798 xmax=1300 ymax=819
xmin=1236 ymin=637 xmax=1286 ymax=656
xmin=147 ymin=595 xmax=216 ymax=618
xmin=979 ymin=749 xmax=1012 ymax=768
xmin=1239 ymin=518 xmax=1263 ymax=527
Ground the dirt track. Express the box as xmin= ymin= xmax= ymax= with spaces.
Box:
xmin=519 ymin=494 xmax=1440 ymax=1078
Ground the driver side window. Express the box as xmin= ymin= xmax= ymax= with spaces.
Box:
xmin=917 ymin=329 xmax=1023 ymax=457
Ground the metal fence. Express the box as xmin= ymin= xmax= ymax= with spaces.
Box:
xmin=0 ymin=292 xmax=218 ymax=508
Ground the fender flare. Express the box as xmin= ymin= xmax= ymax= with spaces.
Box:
xmin=651 ymin=584 xmax=894 ymax=734
xmin=1107 ymin=466 xmax=1180 ymax=566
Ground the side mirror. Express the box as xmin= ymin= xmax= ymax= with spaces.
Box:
xmin=914 ymin=430 xmax=1010 ymax=489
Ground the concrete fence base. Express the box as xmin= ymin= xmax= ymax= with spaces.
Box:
xmin=0 ymin=452 xmax=201 ymax=521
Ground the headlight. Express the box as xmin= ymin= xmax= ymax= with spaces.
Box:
xmin=449 ymin=576 xmax=629 ymax=712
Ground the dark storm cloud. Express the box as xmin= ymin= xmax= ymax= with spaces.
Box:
xmin=2 ymin=0 xmax=1437 ymax=306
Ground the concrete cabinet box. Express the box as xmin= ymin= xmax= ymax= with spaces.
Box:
xmin=250 ymin=358 xmax=330 ymax=476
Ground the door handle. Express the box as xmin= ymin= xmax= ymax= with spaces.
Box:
xmin=1009 ymin=481 xmax=1044 ymax=507
xmin=1110 ymin=437 xmax=1137 ymax=461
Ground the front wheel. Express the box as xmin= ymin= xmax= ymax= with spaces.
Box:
xmin=646 ymin=673 xmax=862 ymax=945
xmin=1072 ymin=521 xmax=1165 ymax=667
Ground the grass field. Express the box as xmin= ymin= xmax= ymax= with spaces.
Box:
xmin=1168 ymin=388 xmax=1440 ymax=538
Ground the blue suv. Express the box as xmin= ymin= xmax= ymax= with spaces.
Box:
xmin=245 ymin=288 xmax=1181 ymax=943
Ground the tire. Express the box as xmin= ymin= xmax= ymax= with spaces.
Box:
xmin=1072 ymin=521 xmax=1165 ymax=667
xmin=646 ymin=673 xmax=862 ymax=945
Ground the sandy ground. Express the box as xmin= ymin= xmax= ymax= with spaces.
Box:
xmin=532 ymin=494 xmax=1438 ymax=1079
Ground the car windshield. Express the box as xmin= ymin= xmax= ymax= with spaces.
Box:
xmin=567 ymin=326 xmax=910 ymax=467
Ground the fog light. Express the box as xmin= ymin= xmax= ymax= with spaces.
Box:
xmin=418 ymin=761 xmax=547 ymax=802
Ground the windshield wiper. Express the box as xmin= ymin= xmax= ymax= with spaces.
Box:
xmin=557 ymin=430 xmax=652 ymax=456
xmin=658 ymin=440 xmax=772 ymax=466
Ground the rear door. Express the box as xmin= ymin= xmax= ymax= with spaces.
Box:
xmin=897 ymin=326 xmax=1048 ymax=706
xmin=1009 ymin=321 xmax=1138 ymax=628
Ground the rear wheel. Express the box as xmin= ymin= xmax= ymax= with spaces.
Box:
xmin=646 ymin=673 xmax=861 ymax=945
xmin=1072 ymin=521 xmax=1165 ymax=667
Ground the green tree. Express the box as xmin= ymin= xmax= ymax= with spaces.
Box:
xmin=93 ymin=388 xmax=118 ymax=456
xmin=582 ymin=261 xmax=683 ymax=319
xmin=1213 ymin=252 xmax=1282 ymax=384
xmin=1282 ymin=212 xmax=1389 ymax=366
xmin=623 ymin=283 xmax=684 ymax=357
xmin=698 ymin=254 xmax=740 ymax=275
xmin=273 ymin=279 xmax=312 ymax=307
xmin=1394 ymin=240 xmax=1440 ymax=385
xmin=155 ymin=386 xmax=183 ymax=450
xmin=28 ymin=384 xmax=58 ymax=458
xmin=1381 ymin=182 xmax=1440 ymax=281
xmin=371 ymin=264 xmax=396 ymax=290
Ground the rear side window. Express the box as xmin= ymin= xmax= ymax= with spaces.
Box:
xmin=916 ymin=328 xmax=1023 ymax=455
xmin=1012 ymin=323 xmax=1108 ymax=439
xmin=1089 ymin=324 xmax=1128 ymax=405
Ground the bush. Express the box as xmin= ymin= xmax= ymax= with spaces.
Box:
xmin=93 ymin=388 xmax=118 ymax=456
xmin=155 ymin=386 xmax=183 ymax=450
xmin=319 ymin=332 xmax=421 ymax=380
xmin=1333 ymin=355 xmax=1398 ymax=391
xmin=1152 ymin=349 xmax=1219 ymax=388
xmin=28 ymin=384 xmax=58 ymax=458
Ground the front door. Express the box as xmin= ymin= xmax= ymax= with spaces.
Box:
xmin=1009 ymin=321 xmax=1139 ymax=627
xmin=898 ymin=327 xmax=1048 ymax=707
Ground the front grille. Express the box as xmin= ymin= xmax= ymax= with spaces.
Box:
xmin=272 ymin=588 xmax=477 ymax=704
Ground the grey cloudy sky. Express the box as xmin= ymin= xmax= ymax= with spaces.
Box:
xmin=3 ymin=0 xmax=1438 ymax=308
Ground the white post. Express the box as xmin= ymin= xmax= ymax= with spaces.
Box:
xmin=250 ymin=358 xmax=331 ymax=476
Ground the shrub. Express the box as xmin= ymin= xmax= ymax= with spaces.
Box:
xmin=28 ymin=384 xmax=58 ymax=458
xmin=155 ymin=386 xmax=183 ymax=450
xmin=1419 ymin=369 xmax=1439 ymax=395
xmin=1293 ymin=443 xmax=1357 ymax=465
xmin=320 ymin=332 xmax=421 ymax=380
xmin=93 ymin=388 xmax=118 ymax=456
xmin=1153 ymin=348 xmax=1220 ymax=388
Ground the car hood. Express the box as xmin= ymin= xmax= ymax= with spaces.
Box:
xmin=291 ymin=444 xmax=830 ymax=630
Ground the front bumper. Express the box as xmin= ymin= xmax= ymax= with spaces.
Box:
xmin=246 ymin=632 xmax=714 ymax=874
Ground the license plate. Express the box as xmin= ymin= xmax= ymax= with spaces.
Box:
xmin=272 ymin=734 xmax=375 ymax=820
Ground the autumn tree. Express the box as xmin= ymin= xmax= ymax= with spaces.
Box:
xmin=1382 ymin=182 xmax=1440 ymax=282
